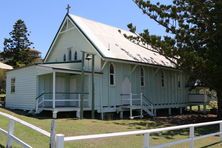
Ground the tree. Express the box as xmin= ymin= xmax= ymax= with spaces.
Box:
xmin=129 ymin=0 xmax=222 ymax=117
xmin=1 ymin=19 xmax=41 ymax=67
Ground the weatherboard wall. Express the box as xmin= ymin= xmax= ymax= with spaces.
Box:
xmin=5 ymin=66 xmax=38 ymax=110
xmin=99 ymin=62 xmax=189 ymax=108
xmin=45 ymin=19 xmax=102 ymax=72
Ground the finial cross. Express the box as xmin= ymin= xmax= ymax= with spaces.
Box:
xmin=66 ymin=4 xmax=71 ymax=13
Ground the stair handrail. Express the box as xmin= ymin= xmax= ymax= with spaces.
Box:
xmin=142 ymin=94 xmax=153 ymax=105
xmin=35 ymin=92 xmax=46 ymax=113
xmin=141 ymin=93 xmax=154 ymax=115
xmin=35 ymin=92 xmax=46 ymax=100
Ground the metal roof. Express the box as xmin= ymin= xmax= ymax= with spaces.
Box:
xmin=39 ymin=63 xmax=103 ymax=74
xmin=69 ymin=14 xmax=176 ymax=68
xmin=0 ymin=62 xmax=13 ymax=70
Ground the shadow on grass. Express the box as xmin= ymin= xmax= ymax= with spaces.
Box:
xmin=1 ymin=107 xmax=106 ymax=120
xmin=200 ymin=141 xmax=221 ymax=148
xmin=0 ymin=144 xmax=5 ymax=148
xmin=0 ymin=106 xmax=80 ymax=120
xmin=112 ymin=112 xmax=219 ymax=141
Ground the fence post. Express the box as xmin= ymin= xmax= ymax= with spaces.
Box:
xmin=220 ymin=122 xmax=222 ymax=141
xmin=189 ymin=126 xmax=194 ymax=148
xmin=6 ymin=119 xmax=15 ymax=147
xmin=50 ymin=119 xmax=56 ymax=148
xmin=143 ymin=133 xmax=150 ymax=148
xmin=140 ymin=92 xmax=143 ymax=118
xmin=56 ymin=134 xmax=64 ymax=148
xmin=130 ymin=93 xmax=133 ymax=119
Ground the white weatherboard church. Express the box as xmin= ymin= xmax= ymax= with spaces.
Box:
xmin=5 ymin=13 xmax=211 ymax=119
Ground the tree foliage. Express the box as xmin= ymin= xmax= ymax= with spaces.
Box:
xmin=1 ymin=19 xmax=41 ymax=67
xmin=130 ymin=0 xmax=222 ymax=116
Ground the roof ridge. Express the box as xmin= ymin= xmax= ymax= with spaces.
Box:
xmin=68 ymin=14 xmax=134 ymax=35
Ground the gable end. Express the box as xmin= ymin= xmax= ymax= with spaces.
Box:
xmin=44 ymin=14 xmax=105 ymax=62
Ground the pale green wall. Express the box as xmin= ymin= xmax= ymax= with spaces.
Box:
xmin=97 ymin=62 xmax=189 ymax=109
xmin=45 ymin=19 xmax=101 ymax=72
xmin=6 ymin=66 xmax=38 ymax=110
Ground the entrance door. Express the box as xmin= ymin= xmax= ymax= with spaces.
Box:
xmin=70 ymin=78 xmax=77 ymax=93
xmin=121 ymin=77 xmax=131 ymax=105
xmin=56 ymin=77 xmax=66 ymax=93
xmin=70 ymin=77 xmax=77 ymax=106
xmin=56 ymin=77 xmax=66 ymax=106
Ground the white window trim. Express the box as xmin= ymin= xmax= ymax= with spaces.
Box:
xmin=109 ymin=63 xmax=116 ymax=86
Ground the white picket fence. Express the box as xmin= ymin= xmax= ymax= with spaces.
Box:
xmin=0 ymin=111 xmax=50 ymax=148
xmin=56 ymin=120 xmax=222 ymax=148
xmin=1 ymin=111 xmax=222 ymax=148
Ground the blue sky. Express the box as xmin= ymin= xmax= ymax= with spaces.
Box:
xmin=0 ymin=0 xmax=168 ymax=58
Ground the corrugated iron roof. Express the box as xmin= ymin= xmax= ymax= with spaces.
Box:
xmin=69 ymin=14 xmax=176 ymax=68
xmin=0 ymin=62 xmax=13 ymax=70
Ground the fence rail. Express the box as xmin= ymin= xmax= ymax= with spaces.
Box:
xmin=1 ymin=111 xmax=222 ymax=148
xmin=0 ymin=111 xmax=50 ymax=148
xmin=55 ymin=120 xmax=222 ymax=148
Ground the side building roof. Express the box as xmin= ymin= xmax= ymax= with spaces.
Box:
xmin=0 ymin=62 xmax=13 ymax=70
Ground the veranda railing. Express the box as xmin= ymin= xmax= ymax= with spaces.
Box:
xmin=35 ymin=92 xmax=89 ymax=113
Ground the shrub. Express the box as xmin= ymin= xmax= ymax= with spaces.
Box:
xmin=209 ymin=101 xmax=218 ymax=109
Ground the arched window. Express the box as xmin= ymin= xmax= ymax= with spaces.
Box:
xmin=74 ymin=51 xmax=77 ymax=60
xmin=68 ymin=49 xmax=72 ymax=61
xmin=63 ymin=54 xmax=66 ymax=62
xmin=161 ymin=71 xmax=164 ymax=87
xmin=109 ymin=64 xmax=115 ymax=85
xmin=140 ymin=67 xmax=145 ymax=87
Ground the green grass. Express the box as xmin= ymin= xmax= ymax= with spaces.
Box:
xmin=0 ymin=107 xmax=221 ymax=148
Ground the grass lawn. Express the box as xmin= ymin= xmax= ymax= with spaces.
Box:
xmin=0 ymin=107 xmax=222 ymax=148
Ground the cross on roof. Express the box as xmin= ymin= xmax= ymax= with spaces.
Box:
xmin=66 ymin=4 xmax=71 ymax=13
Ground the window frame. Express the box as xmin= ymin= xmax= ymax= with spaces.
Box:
xmin=140 ymin=67 xmax=145 ymax=87
xmin=11 ymin=78 xmax=15 ymax=93
xmin=63 ymin=54 xmax=66 ymax=62
xmin=178 ymin=74 xmax=181 ymax=88
xmin=68 ymin=48 xmax=72 ymax=61
xmin=109 ymin=63 xmax=115 ymax=86
xmin=74 ymin=51 xmax=78 ymax=60
xmin=161 ymin=71 xmax=165 ymax=87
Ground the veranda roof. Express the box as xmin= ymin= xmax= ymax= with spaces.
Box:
xmin=0 ymin=62 xmax=13 ymax=70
